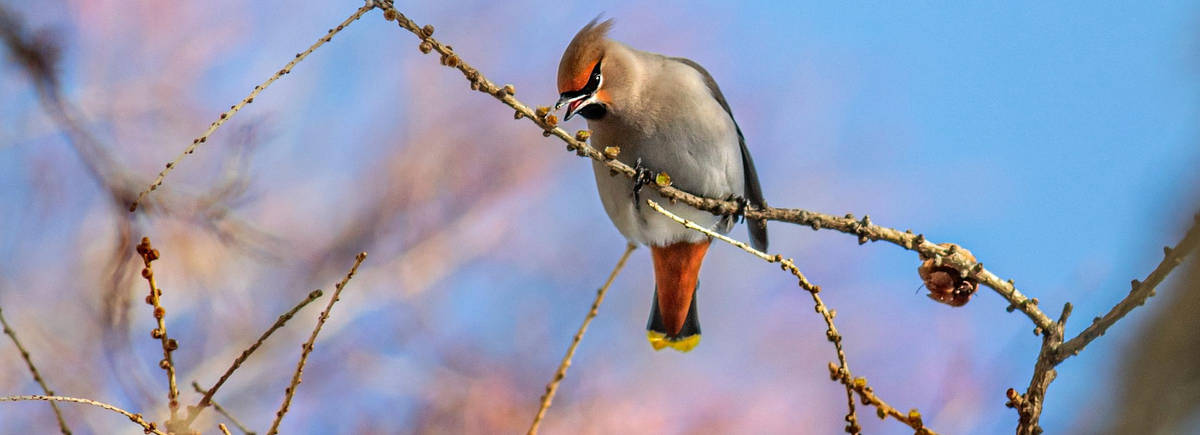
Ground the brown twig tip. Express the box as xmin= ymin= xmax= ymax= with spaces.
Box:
xmin=0 ymin=306 xmax=72 ymax=434
xmin=918 ymin=243 xmax=979 ymax=307
xmin=135 ymin=237 xmax=182 ymax=423
xmin=266 ymin=252 xmax=367 ymax=435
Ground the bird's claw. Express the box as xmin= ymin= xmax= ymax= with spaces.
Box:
xmin=633 ymin=158 xmax=654 ymax=210
xmin=731 ymin=195 xmax=750 ymax=224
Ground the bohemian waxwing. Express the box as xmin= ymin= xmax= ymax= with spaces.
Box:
xmin=555 ymin=18 xmax=769 ymax=352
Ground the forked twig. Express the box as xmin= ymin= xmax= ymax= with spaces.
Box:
xmin=0 ymin=395 xmax=167 ymax=435
xmin=266 ymin=252 xmax=367 ymax=435
xmin=0 ymin=306 xmax=72 ymax=434
xmin=1055 ymin=218 xmax=1200 ymax=362
xmin=526 ymin=243 xmax=636 ymax=435
xmin=1013 ymin=215 xmax=1200 ymax=434
xmin=185 ymin=290 xmax=325 ymax=426
xmin=191 ymin=382 xmax=256 ymax=435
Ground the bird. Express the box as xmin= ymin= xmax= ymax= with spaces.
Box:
xmin=555 ymin=18 xmax=769 ymax=352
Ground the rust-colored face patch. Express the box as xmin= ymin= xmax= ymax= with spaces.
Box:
xmin=558 ymin=59 xmax=599 ymax=95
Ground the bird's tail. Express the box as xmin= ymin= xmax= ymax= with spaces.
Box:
xmin=646 ymin=283 xmax=701 ymax=352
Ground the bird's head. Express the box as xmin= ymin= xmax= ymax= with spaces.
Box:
xmin=556 ymin=18 xmax=615 ymax=121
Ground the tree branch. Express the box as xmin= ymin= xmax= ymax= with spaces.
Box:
xmin=185 ymin=290 xmax=325 ymax=426
xmin=0 ymin=395 xmax=166 ymax=435
xmin=130 ymin=4 xmax=376 ymax=212
xmin=191 ymin=382 xmax=256 ymax=435
xmin=377 ymin=4 xmax=1053 ymax=333
xmin=1013 ymin=215 xmax=1199 ymax=434
xmin=647 ymin=199 xmax=938 ymax=435
xmin=266 ymin=252 xmax=367 ymax=435
xmin=134 ymin=237 xmax=180 ymax=422
xmin=1055 ymin=217 xmax=1200 ymax=363
xmin=527 ymin=244 xmax=636 ymax=435
xmin=0 ymin=306 xmax=71 ymax=434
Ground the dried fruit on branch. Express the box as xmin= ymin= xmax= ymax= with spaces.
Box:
xmin=918 ymin=243 xmax=978 ymax=307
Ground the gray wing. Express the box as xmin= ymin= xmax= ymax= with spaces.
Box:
xmin=671 ymin=57 xmax=769 ymax=251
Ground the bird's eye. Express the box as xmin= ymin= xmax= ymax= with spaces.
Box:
xmin=593 ymin=73 xmax=601 ymax=81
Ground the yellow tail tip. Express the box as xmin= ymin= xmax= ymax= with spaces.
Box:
xmin=647 ymin=330 xmax=701 ymax=353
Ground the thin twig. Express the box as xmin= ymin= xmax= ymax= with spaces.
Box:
xmin=130 ymin=4 xmax=376 ymax=212
xmin=0 ymin=395 xmax=167 ymax=435
xmin=378 ymin=4 xmax=1052 ymax=332
xmin=266 ymin=252 xmax=367 ymax=435
xmin=1013 ymin=215 xmax=1200 ymax=435
xmin=135 ymin=237 xmax=180 ymax=421
xmin=185 ymin=290 xmax=325 ymax=426
xmin=191 ymin=382 xmax=256 ymax=435
xmin=220 ymin=423 xmax=234 ymax=435
xmin=1055 ymin=217 xmax=1200 ymax=363
xmin=647 ymin=199 xmax=939 ymax=434
xmin=0 ymin=306 xmax=72 ymax=434
xmin=527 ymin=243 xmax=636 ymax=435
xmin=841 ymin=371 xmax=937 ymax=435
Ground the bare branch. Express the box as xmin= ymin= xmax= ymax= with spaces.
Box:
xmin=134 ymin=237 xmax=180 ymax=422
xmin=1014 ymin=216 xmax=1199 ymax=434
xmin=842 ymin=371 xmax=938 ymax=435
xmin=266 ymin=252 xmax=367 ymax=435
xmin=377 ymin=4 xmax=1053 ymax=332
xmin=0 ymin=306 xmax=72 ymax=434
xmin=1056 ymin=217 xmax=1200 ymax=363
xmin=0 ymin=395 xmax=167 ymax=435
xmin=186 ymin=290 xmax=325 ymax=426
xmin=131 ymin=4 xmax=376 ymax=212
xmin=527 ymin=244 xmax=636 ymax=435
xmin=647 ymin=199 xmax=936 ymax=434
xmin=191 ymin=382 xmax=256 ymax=435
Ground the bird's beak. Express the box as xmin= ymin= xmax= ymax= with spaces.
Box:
xmin=556 ymin=93 xmax=595 ymax=121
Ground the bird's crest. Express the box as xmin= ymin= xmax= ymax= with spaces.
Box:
xmin=558 ymin=17 xmax=614 ymax=94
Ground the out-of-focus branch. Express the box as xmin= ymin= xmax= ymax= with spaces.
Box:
xmin=130 ymin=4 xmax=376 ymax=212
xmin=186 ymin=290 xmax=325 ymax=427
xmin=0 ymin=306 xmax=72 ymax=434
xmin=527 ymin=244 xmax=636 ymax=435
xmin=0 ymin=395 xmax=167 ymax=435
xmin=266 ymin=252 xmax=367 ymax=435
xmin=377 ymin=4 xmax=1053 ymax=333
xmin=647 ymin=199 xmax=937 ymax=435
xmin=191 ymin=382 xmax=256 ymax=435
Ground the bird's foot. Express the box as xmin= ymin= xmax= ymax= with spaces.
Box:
xmin=633 ymin=158 xmax=654 ymax=211
xmin=730 ymin=194 xmax=750 ymax=224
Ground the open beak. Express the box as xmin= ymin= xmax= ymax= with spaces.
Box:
xmin=556 ymin=93 xmax=594 ymax=121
